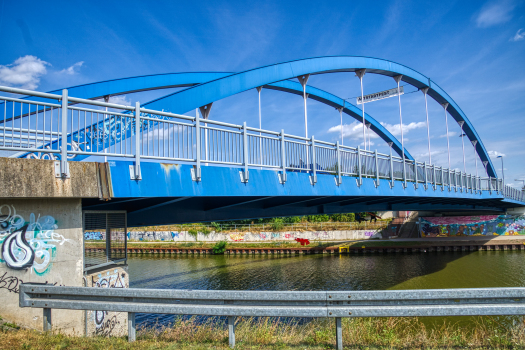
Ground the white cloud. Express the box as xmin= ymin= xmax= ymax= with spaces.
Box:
xmin=439 ymin=131 xmax=458 ymax=138
xmin=488 ymin=150 xmax=506 ymax=157
xmin=108 ymin=95 xmax=131 ymax=106
xmin=0 ymin=55 xmax=49 ymax=89
xmin=328 ymin=121 xmax=426 ymax=141
xmin=475 ymin=1 xmax=515 ymax=28
xmin=380 ymin=121 xmax=426 ymax=137
xmin=59 ymin=61 xmax=84 ymax=75
xmin=511 ymin=28 xmax=525 ymax=41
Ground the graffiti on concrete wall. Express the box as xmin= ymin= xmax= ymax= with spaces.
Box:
xmin=420 ymin=215 xmax=525 ymax=237
xmin=124 ymin=229 xmax=381 ymax=242
xmin=89 ymin=268 xmax=127 ymax=336
xmin=0 ymin=205 xmax=71 ymax=275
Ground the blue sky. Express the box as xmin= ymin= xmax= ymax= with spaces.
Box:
xmin=1 ymin=0 xmax=524 ymax=186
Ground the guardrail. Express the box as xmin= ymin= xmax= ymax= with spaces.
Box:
xmin=19 ymin=284 xmax=525 ymax=349
xmin=1 ymin=85 xmax=523 ymax=202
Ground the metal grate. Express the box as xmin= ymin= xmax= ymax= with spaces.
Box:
xmin=83 ymin=211 xmax=127 ymax=271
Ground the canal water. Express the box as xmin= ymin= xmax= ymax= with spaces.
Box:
xmin=128 ymin=251 xmax=525 ymax=328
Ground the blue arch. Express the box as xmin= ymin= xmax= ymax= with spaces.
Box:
xmin=7 ymin=72 xmax=413 ymax=160
xmin=139 ymin=56 xmax=495 ymax=177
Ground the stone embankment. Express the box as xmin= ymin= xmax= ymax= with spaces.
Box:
xmin=85 ymin=240 xmax=525 ymax=256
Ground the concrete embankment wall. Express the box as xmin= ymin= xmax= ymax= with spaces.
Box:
xmin=111 ymin=229 xmax=384 ymax=242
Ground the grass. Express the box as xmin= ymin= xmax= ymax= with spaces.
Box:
xmin=1 ymin=316 xmax=524 ymax=349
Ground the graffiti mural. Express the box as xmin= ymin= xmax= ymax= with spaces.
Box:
xmin=88 ymin=268 xmax=128 ymax=337
xmin=229 ymin=233 xmax=246 ymax=241
xmin=420 ymin=215 xmax=525 ymax=237
xmin=0 ymin=205 xmax=70 ymax=275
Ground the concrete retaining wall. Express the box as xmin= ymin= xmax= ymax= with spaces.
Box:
xmin=0 ymin=198 xmax=84 ymax=334
xmin=93 ymin=229 xmax=382 ymax=242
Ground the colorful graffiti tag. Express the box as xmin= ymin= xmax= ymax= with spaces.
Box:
xmin=0 ymin=205 xmax=70 ymax=275
xmin=420 ymin=215 xmax=525 ymax=237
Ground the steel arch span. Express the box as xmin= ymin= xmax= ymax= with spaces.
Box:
xmin=139 ymin=56 xmax=495 ymax=177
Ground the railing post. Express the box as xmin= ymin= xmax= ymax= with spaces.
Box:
xmin=311 ymin=135 xmax=317 ymax=184
xmin=388 ymin=142 xmax=394 ymax=188
xmin=424 ymin=162 xmax=428 ymax=189
xmin=60 ymin=89 xmax=69 ymax=177
xmin=242 ymin=122 xmax=249 ymax=182
xmin=128 ymin=312 xmax=136 ymax=342
xmin=447 ymin=168 xmax=455 ymax=192
xmin=228 ymin=316 xmax=235 ymax=348
xmin=280 ymin=129 xmax=287 ymax=184
xmin=43 ymin=308 xmax=52 ymax=332
xmin=133 ymin=102 xmax=141 ymax=180
xmin=488 ymin=176 xmax=492 ymax=195
xmin=432 ymin=164 xmax=436 ymax=190
xmin=194 ymin=112 xmax=202 ymax=181
xmin=402 ymin=155 xmax=407 ymax=189
xmin=414 ymin=161 xmax=418 ymax=189
xmin=441 ymin=167 xmax=445 ymax=191
xmin=336 ymin=141 xmax=342 ymax=186
xmin=374 ymin=149 xmax=379 ymax=187
xmin=357 ymin=146 xmax=362 ymax=186
xmin=335 ymin=317 xmax=343 ymax=350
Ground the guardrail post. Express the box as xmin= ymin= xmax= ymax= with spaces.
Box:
xmin=280 ymin=129 xmax=287 ymax=184
xmin=60 ymin=89 xmax=69 ymax=177
xmin=336 ymin=141 xmax=342 ymax=186
xmin=374 ymin=149 xmax=379 ymax=187
xmin=128 ymin=312 xmax=136 ymax=342
xmin=488 ymin=177 xmax=492 ymax=195
xmin=335 ymin=317 xmax=343 ymax=350
xmin=43 ymin=308 xmax=52 ymax=332
xmin=194 ymin=112 xmax=202 ymax=181
xmin=228 ymin=316 xmax=235 ymax=348
xmin=242 ymin=122 xmax=249 ymax=183
xmin=132 ymin=102 xmax=142 ymax=180
xmin=311 ymin=135 xmax=317 ymax=184
xmin=357 ymin=146 xmax=362 ymax=187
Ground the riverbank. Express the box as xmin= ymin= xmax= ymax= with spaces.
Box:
xmin=85 ymin=236 xmax=525 ymax=255
xmin=1 ymin=316 xmax=523 ymax=349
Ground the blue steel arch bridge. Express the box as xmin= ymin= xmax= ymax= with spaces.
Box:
xmin=0 ymin=56 xmax=523 ymax=226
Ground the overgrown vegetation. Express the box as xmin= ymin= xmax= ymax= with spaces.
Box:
xmin=1 ymin=316 xmax=524 ymax=349
xmin=212 ymin=241 xmax=227 ymax=254
xmin=131 ymin=212 xmax=385 ymax=233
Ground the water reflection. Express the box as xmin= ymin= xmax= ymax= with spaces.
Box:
xmin=128 ymin=251 xmax=525 ymax=327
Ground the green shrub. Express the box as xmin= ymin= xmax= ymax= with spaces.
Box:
xmin=212 ymin=241 xmax=227 ymax=254
xmin=271 ymin=218 xmax=284 ymax=231
xmin=211 ymin=222 xmax=222 ymax=232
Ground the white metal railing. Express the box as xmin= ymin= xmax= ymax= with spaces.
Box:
xmin=1 ymin=85 xmax=524 ymax=202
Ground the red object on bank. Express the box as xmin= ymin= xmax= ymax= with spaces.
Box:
xmin=295 ymin=238 xmax=310 ymax=246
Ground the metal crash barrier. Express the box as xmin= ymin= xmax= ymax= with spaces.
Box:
xmin=19 ymin=284 xmax=525 ymax=349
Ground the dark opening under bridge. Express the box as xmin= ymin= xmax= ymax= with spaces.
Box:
xmin=1 ymin=56 xmax=523 ymax=225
